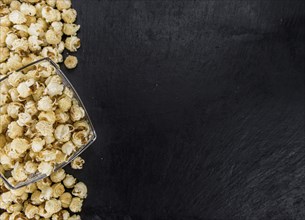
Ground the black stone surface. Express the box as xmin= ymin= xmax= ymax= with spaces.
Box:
xmin=64 ymin=1 xmax=304 ymax=219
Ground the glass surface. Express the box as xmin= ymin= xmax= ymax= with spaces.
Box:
xmin=0 ymin=58 xmax=97 ymax=189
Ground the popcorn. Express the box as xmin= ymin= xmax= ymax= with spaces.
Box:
xmin=16 ymin=78 xmax=34 ymax=98
xmin=62 ymin=141 xmax=75 ymax=156
xmin=63 ymin=23 xmax=80 ymax=36
xmin=70 ymin=157 xmax=85 ymax=170
xmin=53 ymin=210 xmax=71 ymax=220
xmin=1 ymin=191 xmax=14 ymax=204
xmin=41 ymin=46 xmax=63 ymax=63
xmin=45 ymin=199 xmax=62 ymax=215
xmin=25 ymin=183 xmax=37 ymax=193
xmin=0 ymin=173 xmax=88 ymax=218
xmin=0 ymin=114 xmax=11 ymax=133
xmin=0 ymin=135 xmax=6 ymax=148
xmin=46 ymin=29 xmax=62 ymax=45
xmin=58 ymin=96 xmax=72 ymax=112
xmin=40 ymin=185 xmax=53 ymax=200
xmin=16 ymin=112 xmax=32 ymax=126
xmin=72 ymin=182 xmax=87 ymax=199
xmin=7 ymin=121 xmax=24 ymax=139
xmin=8 ymin=212 xmax=27 ymax=219
xmin=69 ymin=197 xmax=83 ymax=213
xmin=11 ymin=163 xmax=27 ymax=182
xmin=28 ymin=35 xmax=43 ymax=52
xmin=46 ymin=0 xmax=56 ymax=7
xmin=36 ymin=120 xmax=54 ymax=136
xmin=24 ymin=204 xmax=39 ymax=219
xmin=56 ymin=0 xmax=72 ymax=11
xmin=5 ymin=33 xmax=18 ymax=49
xmin=64 ymin=55 xmax=78 ymax=69
xmin=6 ymin=54 xmax=22 ymax=71
xmin=10 ymin=138 xmax=30 ymax=155
xmin=8 ymin=71 xmax=24 ymax=87
xmin=0 ymin=26 xmax=10 ymax=46
xmin=38 ymin=161 xmax=53 ymax=176
xmin=0 ymin=213 xmax=10 ymax=219
xmin=55 ymin=109 xmax=70 ymax=123
xmin=57 ymin=40 xmax=65 ymax=53
xmin=30 ymin=190 xmax=43 ymax=205
xmin=63 ymin=174 xmax=76 ymax=189
xmin=8 ymin=10 xmax=26 ymax=24
xmin=11 ymin=38 xmax=29 ymax=55
xmin=0 ymin=63 xmax=9 ymax=75
xmin=11 ymin=186 xmax=26 ymax=197
xmin=20 ymin=3 xmax=36 ymax=16
xmin=0 ymin=47 xmax=10 ymax=62
xmin=54 ymin=124 xmax=72 ymax=142
xmin=1 ymin=0 xmax=80 ymax=72
xmin=42 ymin=6 xmax=61 ymax=23
xmin=13 ymin=24 xmax=29 ymax=36
xmin=70 ymin=104 xmax=85 ymax=122
xmin=72 ymin=131 xmax=88 ymax=147
xmin=46 ymin=81 xmax=64 ymax=97
xmin=10 ymin=1 xmax=21 ymax=11
xmin=64 ymin=36 xmax=80 ymax=52
xmin=61 ymin=9 xmax=77 ymax=24
xmin=68 ymin=215 xmax=81 ymax=220
xmin=0 ymin=0 xmax=90 ymax=218
xmin=51 ymin=21 xmax=64 ymax=32
xmin=52 ymin=183 xmax=65 ymax=198
xmin=0 ymin=15 xmax=12 ymax=27
xmin=38 ymin=111 xmax=56 ymax=124
xmin=7 ymin=203 xmax=23 ymax=213
xmin=59 ymin=192 xmax=72 ymax=208
xmin=24 ymin=15 xmax=37 ymax=27
xmin=50 ymin=169 xmax=66 ymax=183
xmin=37 ymin=96 xmax=53 ymax=111
xmin=24 ymin=100 xmax=38 ymax=115
xmin=24 ymin=161 xmax=38 ymax=174
xmin=28 ymin=22 xmax=44 ymax=36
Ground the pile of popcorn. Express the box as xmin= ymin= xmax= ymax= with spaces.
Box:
xmin=0 ymin=0 xmax=92 ymax=219
xmin=0 ymin=169 xmax=86 ymax=219
xmin=0 ymin=0 xmax=80 ymax=72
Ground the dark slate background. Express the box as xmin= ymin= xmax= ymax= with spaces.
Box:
xmin=63 ymin=0 xmax=304 ymax=219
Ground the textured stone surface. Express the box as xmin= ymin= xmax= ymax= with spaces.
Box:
xmin=65 ymin=1 xmax=304 ymax=219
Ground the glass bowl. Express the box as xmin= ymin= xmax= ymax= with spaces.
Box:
xmin=0 ymin=57 xmax=97 ymax=189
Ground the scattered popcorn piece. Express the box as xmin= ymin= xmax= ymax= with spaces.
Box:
xmin=64 ymin=55 xmax=78 ymax=69
xmin=71 ymin=157 xmax=85 ymax=170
